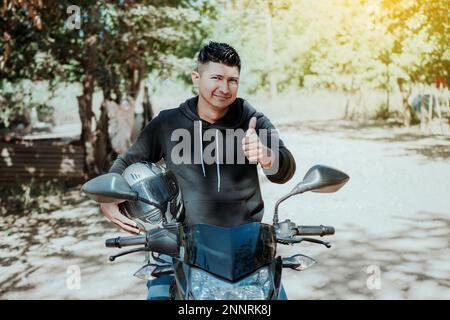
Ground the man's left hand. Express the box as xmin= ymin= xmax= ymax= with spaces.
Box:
xmin=242 ymin=117 xmax=276 ymax=169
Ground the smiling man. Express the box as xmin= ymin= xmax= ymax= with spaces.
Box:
xmin=102 ymin=41 xmax=296 ymax=232
xmin=100 ymin=41 xmax=296 ymax=300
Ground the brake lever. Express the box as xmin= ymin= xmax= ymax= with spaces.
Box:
xmin=296 ymin=237 xmax=331 ymax=248
xmin=109 ymin=247 xmax=148 ymax=261
xmin=276 ymin=237 xmax=296 ymax=245
xmin=276 ymin=236 xmax=331 ymax=248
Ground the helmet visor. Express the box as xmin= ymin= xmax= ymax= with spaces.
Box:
xmin=134 ymin=171 xmax=179 ymax=206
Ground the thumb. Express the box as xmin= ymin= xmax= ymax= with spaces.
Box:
xmin=246 ymin=117 xmax=257 ymax=136
xmin=248 ymin=117 xmax=257 ymax=130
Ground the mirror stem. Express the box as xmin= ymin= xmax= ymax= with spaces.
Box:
xmin=273 ymin=192 xmax=295 ymax=226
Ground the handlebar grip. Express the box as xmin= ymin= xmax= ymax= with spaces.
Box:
xmin=105 ymin=238 xmax=117 ymax=248
xmin=296 ymin=225 xmax=335 ymax=237
xmin=105 ymin=235 xmax=146 ymax=248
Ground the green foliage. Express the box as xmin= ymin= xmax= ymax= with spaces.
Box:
xmin=1 ymin=1 xmax=216 ymax=177
xmin=1 ymin=0 xmax=215 ymax=101
xmin=210 ymin=0 xmax=448 ymax=96
xmin=0 ymin=80 xmax=55 ymax=128
xmin=0 ymin=93 xmax=30 ymax=128
xmin=373 ymin=102 xmax=401 ymax=122
xmin=374 ymin=103 xmax=392 ymax=121
xmin=1 ymin=0 xmax=447 ymax=126
xmin=35 ymin=103 xmax=55 ymax=122
xmin=0 ymin=81 xmax=32 ymax=128
xmin=0 ymin=179 xmax=68 ymax=215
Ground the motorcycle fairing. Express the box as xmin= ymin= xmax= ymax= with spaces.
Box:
xmin=177 ymin=222 xmax=276 ymax=282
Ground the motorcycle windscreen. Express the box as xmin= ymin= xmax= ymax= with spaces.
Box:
xmin=179 ymin=222 xmax=276 ymax=282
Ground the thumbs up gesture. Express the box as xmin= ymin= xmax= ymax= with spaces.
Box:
xmin=242 ymin=117 xmax=275 ymax=169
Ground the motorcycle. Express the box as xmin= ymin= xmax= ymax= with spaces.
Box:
xmin=81 ymin=164 xmax=349 ymax=300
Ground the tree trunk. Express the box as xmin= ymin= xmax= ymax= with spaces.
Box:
xmin=95 ymin=100 xmax=115 ymax=173
xmin=420 ymin=94 xmax=427 ymax=133
xmin=344 ymin=92 xmax=351 ymax=120
xmin=128 ymin=66 xmax=142 ymax=100
xmin=385 ymin=63 xmax=390 ymax=112
xmin=77 ymin=73 xmax=98 ymax=178
xmin=397 ymin=79 xmax=412 ymax=127
xmin=266 ymin=0 xmax=277 ymax=99
xmin=78 ymin=73 xmax=116 ymax=178
xmin=142 ymin=85 xmax=154 ymax=130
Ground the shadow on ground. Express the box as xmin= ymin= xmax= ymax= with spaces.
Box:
xmin=282 ymin=211 xmax=450 ymax=299
xmin=404 ymin=145 xmax=450 ymax=161
xmin=2 ymin=204 xmax=449 ymax=299
xmin=280 ymin=120 xmax=450 ymax=162
xmin=0 ymin=199 xmax=146 ymax=299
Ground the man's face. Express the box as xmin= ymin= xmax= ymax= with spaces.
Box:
xmin=191 ymin=62 xmax=240 ymax=110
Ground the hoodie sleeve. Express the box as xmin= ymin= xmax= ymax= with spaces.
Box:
xmin=255 ymin=113 xmax=296 ymax=184
xmin=109 ymin=114 xmax=164 ymax=174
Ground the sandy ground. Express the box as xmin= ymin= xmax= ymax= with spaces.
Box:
xmin=1 ymin=119 xmax=449 ymax=300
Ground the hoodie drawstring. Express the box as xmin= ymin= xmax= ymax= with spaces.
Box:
xmin=215 ymin=129 xmax=221 ymax=193
xmin=198 ymin=120 xmax=206 ymax=177
xmin=197 ymin=120 xmax=221 ymax=192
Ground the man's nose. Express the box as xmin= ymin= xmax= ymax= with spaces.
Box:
xmin=219 ymin=80 xmax=229 ymax=94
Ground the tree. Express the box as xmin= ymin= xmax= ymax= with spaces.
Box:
xmin=1 ymin=0 xmax=214 ymax=177
xmin=380 ymin=0 xmax=450 ymax=126
xmin=210 ymin=0 xmax=448 ymax=125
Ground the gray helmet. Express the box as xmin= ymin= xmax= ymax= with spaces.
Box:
xmin=119 ymin=162 xmax=184 ymax=231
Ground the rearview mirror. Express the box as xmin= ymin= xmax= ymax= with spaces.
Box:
xmin=273 ymin=165 xmax=349 ymax=225
xmin=290 ymin=165 xmax=349 ymax=195
xmin=81 ymin=173 xmax=138 ymax=203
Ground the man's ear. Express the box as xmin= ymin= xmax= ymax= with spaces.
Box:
xmin=191 ymin=70 xmax=200 ymax=87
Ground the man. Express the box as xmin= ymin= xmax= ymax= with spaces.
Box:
xmin=101 ymin=42 xmax=296 ymax=300
xmin=101 ymin=41 xmax=296 ymax=234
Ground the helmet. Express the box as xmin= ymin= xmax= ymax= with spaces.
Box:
xmin=119 ymin=162 xmax=184 ymax=231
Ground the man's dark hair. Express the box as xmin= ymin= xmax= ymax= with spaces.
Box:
xmin=197 ymin=42 xmax=241 ymax=72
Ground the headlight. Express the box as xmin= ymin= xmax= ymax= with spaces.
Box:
xmin=189 ymin=266 xmax=272 ymax=300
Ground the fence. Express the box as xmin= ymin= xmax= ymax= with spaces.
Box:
xmin=0 ymin=137 xmax=85 ymax=186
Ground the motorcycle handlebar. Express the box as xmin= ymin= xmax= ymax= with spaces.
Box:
xmin=105 ymin=227 xmax=178 ymax=256
xmin=105 ymin=235 xmax=146 ymax=248
xmin=296 ymin=225 xmax=335 ymax=237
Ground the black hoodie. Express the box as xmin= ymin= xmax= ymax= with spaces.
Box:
xmin=109 ymin=96 xmax=296 ymax=227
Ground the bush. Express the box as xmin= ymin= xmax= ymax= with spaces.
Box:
xmin=36 ymin=103 xmax=55 ymax=123
xmin=0 ymin=179 xmax=73 ymax=215
xmin=373 ymin=103 xmax=400 ymax=122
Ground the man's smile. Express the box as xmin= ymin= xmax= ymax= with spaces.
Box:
xmin=213 ymin=94 xmax=230 ymax=100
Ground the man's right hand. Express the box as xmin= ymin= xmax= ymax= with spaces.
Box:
xmin=100 ymin=202 xmax=140 ymax=234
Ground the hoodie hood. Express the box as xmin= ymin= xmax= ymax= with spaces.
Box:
xmin=179 ymin=96 xmax=254 ymax=130
xmin=109 ymin=95 xmax=296 ymax=227
xmin=178 ymin=96 xmax=257 ymax=193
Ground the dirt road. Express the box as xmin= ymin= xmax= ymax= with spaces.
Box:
xmin=1 ymin=120 xmax=449 ymax=299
